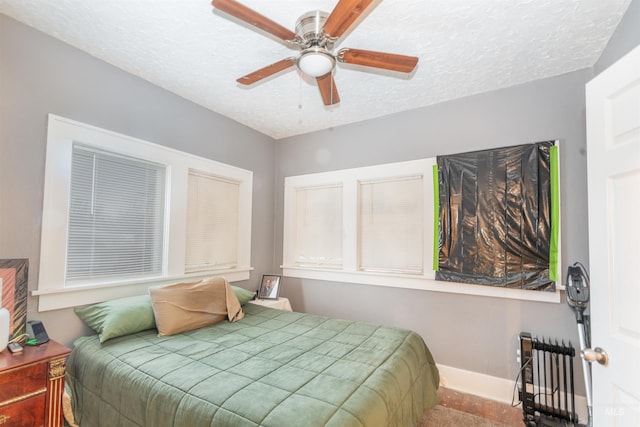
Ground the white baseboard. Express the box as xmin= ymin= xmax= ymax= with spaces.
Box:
xmin=436 ymin=364 xmax=588 ymax=423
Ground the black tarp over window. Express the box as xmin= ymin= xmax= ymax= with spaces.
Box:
xmin=436 ymin=141 xmax=555 ymax=291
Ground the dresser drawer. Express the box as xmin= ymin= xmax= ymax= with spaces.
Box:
xmin=0 ymin=394 xmax=46 ymax=427
xmin=0 ymin=340 xmax=71 ymax=427
xmin=0 ymin=363 xmax=47 ymax=403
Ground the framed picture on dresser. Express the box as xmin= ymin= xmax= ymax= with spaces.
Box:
xmin=0 ymin=258 xmax=28 ymax=339
xmin=258 ymin=275 xmax=281 ymax=300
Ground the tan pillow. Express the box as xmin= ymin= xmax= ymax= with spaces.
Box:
xmin=149 ymin=277 xmax=244 ymax=336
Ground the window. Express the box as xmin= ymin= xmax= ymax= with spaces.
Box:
xmin=185 ymin=171 xmax=240 ymax=273
xmin=293 ymin=184 xmax=343 ymax=268
xmin=36 ymin=115 xmax=252 ymax=311
xmin=282 ymin=159 xmax=435 ymax=288
xmin=67 ymin=145 xmax=165 ymax=282
xmin=435 ymin=142 xmax=559 ymax=291
xmin=359 ymin=176 xmax=423 ymax=274
xmin=282 ymin=156 xmax=560 ymax=303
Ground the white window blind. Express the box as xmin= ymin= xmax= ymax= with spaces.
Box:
xmin=185 ymin=171 xmax=239 ymax=272
xmin=37 ymin=115 xmax=254 ymax=311
xmin=359 ymin=176 xmax=424 ymax=274
xmin=283 ymin=157 xmax=560 ymax=303
xmin=294 ymin=185 xmax=343 ymax=267
xmin=67 ymin=145 xmax=165 ymax=282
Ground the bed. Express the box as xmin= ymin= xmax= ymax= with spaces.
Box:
xmin=66 ymin=298 xmax=439 ymax=426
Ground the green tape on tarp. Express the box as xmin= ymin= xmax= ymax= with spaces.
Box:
xmin=433 ymin=164 xmax=440 ymax=271
xmin=549 ymin=145 xmax=560 ymax=282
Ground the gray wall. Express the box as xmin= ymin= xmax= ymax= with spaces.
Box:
xmin=0 ymin=15 xmax=276 ymax=347
xmin=274 ymin=0 xmax=640 ymax=388
xmin=276 ymin=70 xmax=591 ymax=387
xmin=594 ymin=0 xmax=640 ymax=75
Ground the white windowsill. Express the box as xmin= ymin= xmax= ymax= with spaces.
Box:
xmin=33 ymin=267 xmax=253 ymax=311
xmin=282 ymin=266 xmax=561 ymax=303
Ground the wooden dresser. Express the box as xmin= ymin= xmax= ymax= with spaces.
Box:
xmin=0 ymin=340 xmax=71 ymax=427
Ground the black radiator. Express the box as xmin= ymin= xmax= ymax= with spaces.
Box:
xmin=519 ymin=332 xmax=583 ymax=427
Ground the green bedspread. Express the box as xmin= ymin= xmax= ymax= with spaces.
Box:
xmin=67 ymin=304 xmax=439 ymax=427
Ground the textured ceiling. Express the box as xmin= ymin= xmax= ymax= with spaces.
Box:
xmin=0 ymin=0 xmax=631 ymax=139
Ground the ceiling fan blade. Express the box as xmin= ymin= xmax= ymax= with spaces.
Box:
xmin=316 ymin=73 xmax=340 ymax=106
xmin=212 ymin=0 xmax=296 ymax=42
xmin=236 ymin=58 xmax=296 ymax=85
xmin=323 ymin=0 xmax=375 ymax=39
xmin=337 ymin=48 xmax=418 ymax=73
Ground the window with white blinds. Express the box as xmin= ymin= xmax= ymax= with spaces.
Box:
xmin=283 ymin=159 xmax=434 ymax=289
xmin=37 ymin=115 xmax=253 ymax=311
xmin=282 ymin=157 xmax=560 ymax=303
xmin=293 ymin=185 xmax=343 ymax=267
xmin=186 ymin=171 xmax=239 ymax=272
xmin=67 ymin=145 xmax=165 ymax=281
xmin=359 ymin=176 xmax=423 ymax=274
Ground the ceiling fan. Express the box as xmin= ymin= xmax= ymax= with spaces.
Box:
xmin=211 ymin=0 xmax=419 ymax=106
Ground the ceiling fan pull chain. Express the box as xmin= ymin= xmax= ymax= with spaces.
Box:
xmin=298 ymin=73 xmax=303 ymax=110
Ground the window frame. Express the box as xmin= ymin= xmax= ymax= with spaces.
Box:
xmin=66 ymin=143 xmax=167 ymax=283
xmin=358 ymin=175 xmax=425 ymax=274
xmin=282 ymin=158 xmax=561 ymax=303
xmin=290 ymin=183 xmax=345 ymax=269
xmin=35 ymin=115 xmax=253 ymax=311
xmin=185 ymin=169 xmax=242 ymax=273
xmin=283 ymin=158 xmax=435 ymax=283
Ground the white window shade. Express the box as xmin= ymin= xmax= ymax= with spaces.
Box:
xmin=67 ymin=145 xmax=165 ymax=282
xmin=294 ymin=185 xmax=343 ymax=267
xmin=185 ymin=171 xmax=240 ymax=272
xmin=37 ymin=115 xmax=254 ymax=311
xmin=283 ymin=157 xmax=560 ymax=303
xmin=359 ymin=176 xmax=423 ymax=274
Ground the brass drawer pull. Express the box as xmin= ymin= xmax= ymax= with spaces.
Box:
xmin=0 ymin=388 xmax=47 ymax=407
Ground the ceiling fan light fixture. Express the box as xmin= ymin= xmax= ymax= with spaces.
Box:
xmin=297 ymin=48 xmax=335 ymax=77
xmin=212 ymin=0 xmax=418 ymax=106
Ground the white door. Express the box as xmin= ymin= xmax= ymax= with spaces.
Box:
xmin=586 ymin=44 xmax=640 ymax=427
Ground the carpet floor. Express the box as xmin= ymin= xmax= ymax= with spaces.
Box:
xmin=418 ymin=405 xmax=511 ymax=427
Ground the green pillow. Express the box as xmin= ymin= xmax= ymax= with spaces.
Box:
xmin=232 ymin=285 xmax=255 ymax=306
xmin=75 ymin=294 xmax=156 ymax=343
xmin=75 ymin=286 xmax=253 ymax=342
